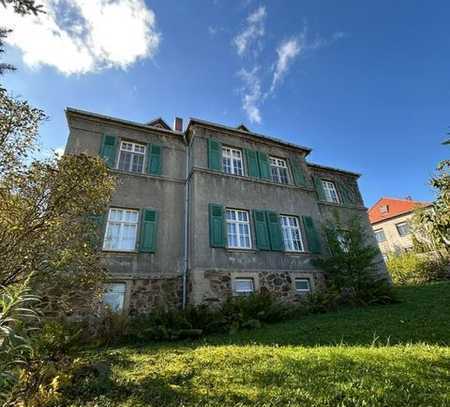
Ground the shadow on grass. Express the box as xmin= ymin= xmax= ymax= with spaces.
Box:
xmin=61 ymin=342 xmax=450 ymax=407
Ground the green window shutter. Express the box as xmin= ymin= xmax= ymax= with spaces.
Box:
xmin=252 ymin=210 xmax=271 ymax=250
xmin=245 ymin=149 xmax=260 ymax=177
xmin=266 ymin=211 xmax=284 ymax=251
xmin=313 ymin=176 xmax=326 ymax=201
xmin=257 ymin=151 xmax=271 ymax=180
xmin=208 ymin=139 xmax=222 ymax=171
xmin=140 ymin=209 xmax=158 ymax=253
xmin=209 ymin=204 xmax=226 ymax=248
xmin=88 ymin=213 xmax=105 ymax=248
xmin=290 ymin=159 xmax=308 ymax=187
xmin=147 ymin=144 xmax=162 ymax=175
xmin=336 ymin=182 xmax=351 ymax=205
xmin=302 ymin=216 xmax=321 ymax=254
xmin=99 ymin=135 xmax=117 ymax=168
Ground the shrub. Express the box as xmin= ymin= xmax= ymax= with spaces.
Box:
xmin=313 ymin=216 xmax=395 ymax=305
xmin=387 ymin=251 xmax=449 ymax=285
xmin=0 ymin=283 xmax=40 ymax=404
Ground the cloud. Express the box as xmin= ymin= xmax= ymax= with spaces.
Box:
xmin=233 ymin=5 xmax=266 ymax=56
xmin=3 ymin=0 xmax=161 ymax=75
xmin=238 ymin=67 xmax=263 ymax=124
xmin=270 ymin=37 xmax=303 ymax=93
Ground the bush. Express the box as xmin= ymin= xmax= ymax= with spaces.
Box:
xmin=387 ymin=251 xmax=449 ymax=285
xmin=313 ymin=216 xmax=395 ymax=305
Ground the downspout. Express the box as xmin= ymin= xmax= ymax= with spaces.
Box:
xmin=182 ymin=129 xmax=194 ymax=308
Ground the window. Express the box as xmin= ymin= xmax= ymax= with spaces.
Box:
xmin=374 ymin=229 xmax=386 ymax=242
xmin=295 ymin=278 xmax=311 ymax=293
xmin=379 ymin=205 xmax=389 ymax=214
xmin=225 ymin=209 xmax=252 ymax=249
xmin=269 ymin=157 xmax=289 ymax=184
xmin=336 ymin=230 xmax=350 ymax=252
xmin=117 ymin=141 xmax=145 ymax=173
xmin=321 ymin=180 xmax=340 ymax=203
xmin=222 ymin=146 xmax=243 ymax=176
xmin=103 ymin=208 xmax=139 ymax=251
xmin=103 ymin=283 xmax=126 ymax=312
xmin=396 ymin=222 xmax=410 ymax=237
xmin=281 ymin=215 xmax=304 ymax=252
xmin=233 ymin=278 xmax=255 ymax=295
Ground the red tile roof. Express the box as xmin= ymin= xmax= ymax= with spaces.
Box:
xmin=368 ymin=197 xmax=431 ymax=224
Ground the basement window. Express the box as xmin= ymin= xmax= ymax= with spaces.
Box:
xmin=103 ymin=283 xmax=126 ymax=312
xmin=233 ymin=278 xmax=255 ymax=296
xmin=295 ymin=278 xmax=311 ymax=293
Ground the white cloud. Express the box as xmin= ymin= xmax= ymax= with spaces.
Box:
xmin=233 ymin=5 xmax=266 ymax=56
xmin=238 ymin=67 xmax=263 ymax=124
xmin=54 ymin=147 xmax=65 ymax=158
xmin=3 ymin=0 xmax=161 ymax=75
xmin=270 ymin=37 xmax=303 ymax=93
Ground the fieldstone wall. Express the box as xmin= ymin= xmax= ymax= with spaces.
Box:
xmin=195 ymin=269 xmax=325 ymax=305
xmin=128 ymin=277 xmax=182 ymax=315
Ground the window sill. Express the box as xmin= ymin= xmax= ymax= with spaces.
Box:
xmin=284 ymin=251 xmax=310 ymax=256
xmin=226 ymin=248 xmax=257 ymax=253
xmin=102 ymin=249 xmax=139 ymax=254
xmin=317 ymin=200 xmax=367 ymax=210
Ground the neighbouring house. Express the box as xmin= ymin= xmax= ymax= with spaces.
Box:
xmin=64 ymin=108 xmax=388 ymax=314
xmin=368 ymin=197 xmax=432 ymax=257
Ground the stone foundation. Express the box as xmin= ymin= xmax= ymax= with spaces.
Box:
xmin=127 ymin=277 xmax=182 ymax=315
xmin=190 ymin=269 xmax=325 ymax=305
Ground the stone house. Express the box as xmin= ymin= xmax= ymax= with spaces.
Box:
xmin=65 ymin=108 xmax=388 ymax=314
xmin=369 ymin=197 xmax=431 ymax=257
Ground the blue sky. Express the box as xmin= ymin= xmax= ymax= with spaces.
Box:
xmin=2 ymin=0 xmax=449 ymax=207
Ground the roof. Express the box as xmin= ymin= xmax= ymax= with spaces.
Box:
xmin=307 ymin=162 xmax=361 ymax=178
xmin=146 ymin=117 xmax=171 ymax=130
xmin=368 ymin=197 xmax=431 ymax=224
xmin=65 ymin=108 xmax=184 ymax=137
xmin=186 ymin=117 xmax=312 ymax=155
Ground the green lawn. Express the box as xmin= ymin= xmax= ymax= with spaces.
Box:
xmin=62 ymin=282 xmax=450 ymax=406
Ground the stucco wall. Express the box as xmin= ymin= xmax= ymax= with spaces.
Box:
xmin=66 ymin=112 xmax=186 ymax=313
xmin=372 ymin=213 xmax=414 ymax=255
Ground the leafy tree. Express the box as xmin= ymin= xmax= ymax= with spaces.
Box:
xmin=0 ymin=87 xmax=116 ymax=314
xmin=412 ymin=155 xmax=449 ymax=254
xmin=313 ymin=216 xmax=393 ymax=304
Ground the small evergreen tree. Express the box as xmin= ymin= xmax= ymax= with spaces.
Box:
xmin=313 ymin=216 xmax=393 ymax=305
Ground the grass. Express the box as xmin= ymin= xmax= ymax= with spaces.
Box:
xmin=61 ymin=282 xmax=450 ymax=406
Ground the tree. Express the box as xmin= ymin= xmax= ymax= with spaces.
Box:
xmin=313 ymin=216 xmax=393 ymax=305
xmin=0 ymin=87 xmax=116 ymax=314
xmin=412 ymin=157 xmax=449 ymax=254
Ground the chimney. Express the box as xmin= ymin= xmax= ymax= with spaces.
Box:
xmin=405 ymin=196 xmax=412 ymax=200
xmin=174 ymin=117 xmax=183 ymax=132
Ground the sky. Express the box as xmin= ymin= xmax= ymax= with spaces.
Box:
xmin=1 ymin=0 xmax=449 ymax=207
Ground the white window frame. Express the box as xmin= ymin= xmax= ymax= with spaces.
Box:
xmin=103 ymin=283 xmax=126 ymax=312
xmin=233 ymin=278 xmax=255 ymax=296
xmin=103 ymin=208 xmax=139 ymax=252
xmin=396 ymin=222 xmax=410 ymax=237
xmin=336 ymin=230 xmax=350 ymax=253
xmin=374 ymin=229 xmax=386 ymax=243
xmin=281 ymin=215 xmax=305 ymax=252
xmin=322 ymin=180 xmax=340 ymax=203
xmin=295 ymin=278 xmax=311 ymax=293
xmin=222 ymin=146 xmax=244 ymax=176
xmin=225 ymin=209 xmax=252 ymax=249
xmin=379 ymin=205 xmax=389 ymax=214
xmin=269 ymin=156 xmax=289 ymax=184
xmin=117 ymin=140 xmax=146 ymax=173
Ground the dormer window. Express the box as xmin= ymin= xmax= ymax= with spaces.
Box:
xmin=379 ymin=205 xmax=389 ymax=214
